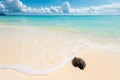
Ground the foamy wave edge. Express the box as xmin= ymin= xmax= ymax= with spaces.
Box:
xmin=0 ymin=56 xmax=77 ymax=75
xmin=0 ymin=41 xmax=94 ymax=75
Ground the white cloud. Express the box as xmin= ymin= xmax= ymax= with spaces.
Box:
xmin=93 ymin=3 xmax=120 ymax=14
xmin=61 ymin=1 xmax=71 ymax=13
xmin=0 ymin=2 xmax=5 ymax=12
xmin=0 ymin=0 xmax=120 ymax=15
xmin=69 ymin=3 xmax=120 ymax=15
xmin=5 ymin=0 xmax=27 ymax=12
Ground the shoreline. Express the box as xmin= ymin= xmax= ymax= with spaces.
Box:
xmin=0 ymin=25 xmax=119 ymax=45
xmin=0 ymin=26 xmax=120 ymax=80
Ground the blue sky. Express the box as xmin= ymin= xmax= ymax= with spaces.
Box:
xmin=21 ymin=0 xmax=120 ymax=8
xmin=0 ymin=0 xmax=120 ymax=15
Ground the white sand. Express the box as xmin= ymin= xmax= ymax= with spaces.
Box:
xmin=0 ymin=27 xmax=120 ymax=80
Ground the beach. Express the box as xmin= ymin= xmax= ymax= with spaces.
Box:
xmin=0 ymin=49 xmax=120 ymax=80
xmin=0 ymin=15 xmax=120 ymax=80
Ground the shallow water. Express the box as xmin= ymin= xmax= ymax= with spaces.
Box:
xmin=0 ymin=15 xmax=120 ymax=74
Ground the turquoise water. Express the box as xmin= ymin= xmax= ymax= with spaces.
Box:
xmin=0 ymin=15 xmax=120 ymax=41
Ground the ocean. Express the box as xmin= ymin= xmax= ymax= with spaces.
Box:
xmin=0 ymin=15 xmax=120 ymax=74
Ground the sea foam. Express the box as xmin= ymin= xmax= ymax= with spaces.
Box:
xmin=0 ymin=41 xmax=91 ymax=75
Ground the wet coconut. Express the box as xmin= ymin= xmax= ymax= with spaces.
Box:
xmin=72 ymin=57 xmax=86 ymax=70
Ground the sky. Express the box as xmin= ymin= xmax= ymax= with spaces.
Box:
xmin=20 ymin=0 xmax=119 ymax=8
xmin=0 ymin=0 xmax=120 ymax=15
